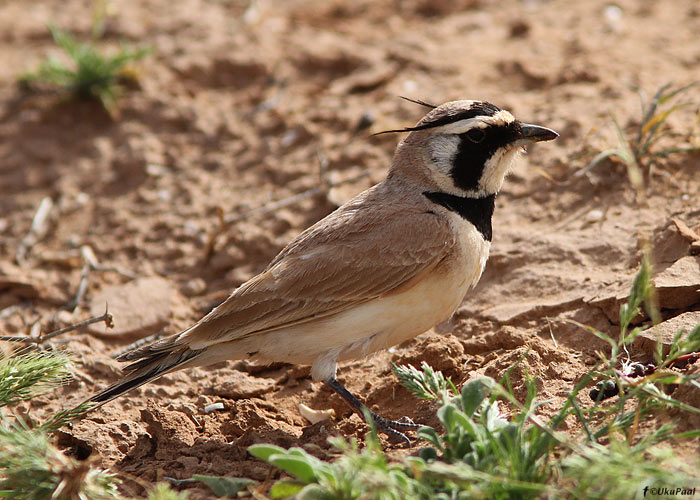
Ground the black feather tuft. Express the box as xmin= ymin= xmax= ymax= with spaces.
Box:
xmin=399 ymin=96 xmax=438 ymax=109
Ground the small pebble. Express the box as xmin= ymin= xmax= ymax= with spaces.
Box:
xmin=402 ymin=80 xmax=418 ymax=94
xmin=281 ymin=129 xmax=299 ymax=147
xmin=55 ymin=309 xmax=74 ymax=325
xmin=585 ymin=209 xmax=604 ymax=223
xmin=182 ymin=220 xmax=200 ymax=236
xmin=204 ymin=402 xmax=225 ymax=413
xmin=603 ymin=5 xmax=623 ymax=32
xmin=146 ymin=164 xmax=169 ymax=177
xmin=355 ymin=111 xmax=375 ymax=132
xmin=75 ymin=192 xmax=90 ymax=206
xmin=509 ymin=20 xmax=530 ymax=38
xmin=181 ymin=277 xmax=207 ymax=297
xmin=299 ymin=403 xmax=335 ymax=424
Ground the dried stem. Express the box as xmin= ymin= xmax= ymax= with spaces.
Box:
xmin=16 ymin=197 xmax=54 ymax=264
xmin=0 ymin=306 xmax=113 ymax=343
xmin=65 ymin=245 xmax=136 ymax=312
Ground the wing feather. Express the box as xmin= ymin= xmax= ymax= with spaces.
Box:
xmin=182 ymin=187 xmax=455 ymax=347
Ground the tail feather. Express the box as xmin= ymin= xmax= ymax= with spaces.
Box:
xmin=87 ymin=344 xmax=204 ymax=407
xmin=116 ymin=336 xmax=186 ymax=362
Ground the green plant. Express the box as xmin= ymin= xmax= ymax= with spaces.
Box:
xmin=146 ymin=483 xmax=190 ymax=500
xmin=560 ymin=436 xmax=695 ymax=500
xmin=575 ymin=255 xmax=700 ymax=421
xmin=0 ymin=348 xmax=187 ymax=499
xmin=0 ymin=350 xmax=71 ymax=408
xmin=20 ymin=25 xmax=150 ymax=112
xmin=0 ymin=349 xmax=121 ymax=499
xmin=249 ymin=433 xmax=428 ymax=500
xmin=246 ymin=260 xmax=700 ymax=500
xmin=580 ymin=82 xmax=700 ymax=189
xmin=192 ymin=474 xmax=254 ymax=497
xmin=0 ymin=420 xmax=121 ymax=500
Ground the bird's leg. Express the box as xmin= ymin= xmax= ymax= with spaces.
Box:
xmin=324 ymin=377 xmax=420 ymax=445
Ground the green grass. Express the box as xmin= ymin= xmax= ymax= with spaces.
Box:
xmin=0 ymin=350 xmax=71 ymax=408
xmin=0 ymin=348 xmax=187 ymax=500
xmin=0 ymin=420 xmax=121 ymax=500
xmin=20 ymin=25 xmax=150 ymax=113
xmin=579 ymin=82 xmax=700 ymax=189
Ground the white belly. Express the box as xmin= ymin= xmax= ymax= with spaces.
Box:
xmin=236 ymin=218 xmax=490 ymax=380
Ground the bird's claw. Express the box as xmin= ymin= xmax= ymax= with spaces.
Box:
xmin=391 ymin=416 xmax=421 ymax=430
xmin=370 ymin=413 xmax=421 ymax=445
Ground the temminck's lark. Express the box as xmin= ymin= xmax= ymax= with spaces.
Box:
xmin=89 ymin=99 xmax=558 ymax=443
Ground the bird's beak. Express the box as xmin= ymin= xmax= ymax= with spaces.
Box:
xmin=513 ymin=123 xmax=559 ymax=147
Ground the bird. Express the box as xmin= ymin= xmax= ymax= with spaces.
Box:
xmin=87 ymin=98 xmax=558 ymax=443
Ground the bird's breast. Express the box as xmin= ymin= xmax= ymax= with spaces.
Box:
xmin=336 ymin=215 xmax=491 ymax=358
xmin=240 ymin=213 xmax=490 ymax=369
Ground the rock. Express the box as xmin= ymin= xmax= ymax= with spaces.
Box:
xmin=172 ymin=54 xmax=268 ymax=89
xmin=632 ymin=311 xmax=700 ymax=357
xmin=176 ymin=456 xmax=200 ymax=469
xmin=289 ymin=29 xmax=367 ymax=77
xmin=392 ymin=333 xmax=466 ymax=376
xmin=587 ymin=256 xmax=700 ymax=323
xmin=671 ymin=217 xmax=700 ymax=242
xmin=670 ymin=364 xmax=700 ymax=431
xmin=480 ymin=294 xmax=584 ymax=323
xmin=654 ymin=221 xmax=691 ymax=266
xmin=654 ymin=256 xmax=700 ymax=309
xmin=585 ymin=283 xmax=631 ymax=324
xmin=88 ymin=276 xmax=175 ymax=338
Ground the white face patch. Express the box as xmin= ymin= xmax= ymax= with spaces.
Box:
xmin=425 ymin=134 xmax=479 ymax=196
xmin=422 ymin=109 xmax=520 ymax=197
xmin=427 ymin=134 xmax=459 ymax=176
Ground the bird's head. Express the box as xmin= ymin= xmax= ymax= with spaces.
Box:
xmin=386 ymin=99 xmax=558 ymax=197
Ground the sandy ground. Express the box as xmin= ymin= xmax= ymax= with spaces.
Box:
xmin=1 ymin=0 xmax=699 ymax=497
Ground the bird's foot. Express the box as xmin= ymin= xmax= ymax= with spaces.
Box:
xmin=368 ymin=413 xmax=421 ymax=445
xmin=324 ymin=377 xmax=421 ymax=446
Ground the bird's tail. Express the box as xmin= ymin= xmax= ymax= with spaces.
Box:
xmin=87 ymin=335 xmax=205 ymax=407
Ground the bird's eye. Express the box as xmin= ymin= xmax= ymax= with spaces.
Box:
xmin=464 ymin=128 xmax=486 ymax=143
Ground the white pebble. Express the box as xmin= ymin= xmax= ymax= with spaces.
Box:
xmin=299 ymin=403 xmax=335 ymax=424
xmin=204 ymin=402 xmax=225 ymax=413
xmin=604 ymin=5 xmax=623 ymax=32
xmin=585 ymin=209 xmax=604 ymax=223
xmin=402 ymin=80 xmax=418 ymax=94
xmin=75 ymin=192 xmax=90 ymax=206
xmin=146 ymin=164 xmax=169 ymax=177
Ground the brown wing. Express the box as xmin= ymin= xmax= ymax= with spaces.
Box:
xmin=181 ymin=188 xmax=455 ymax=348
